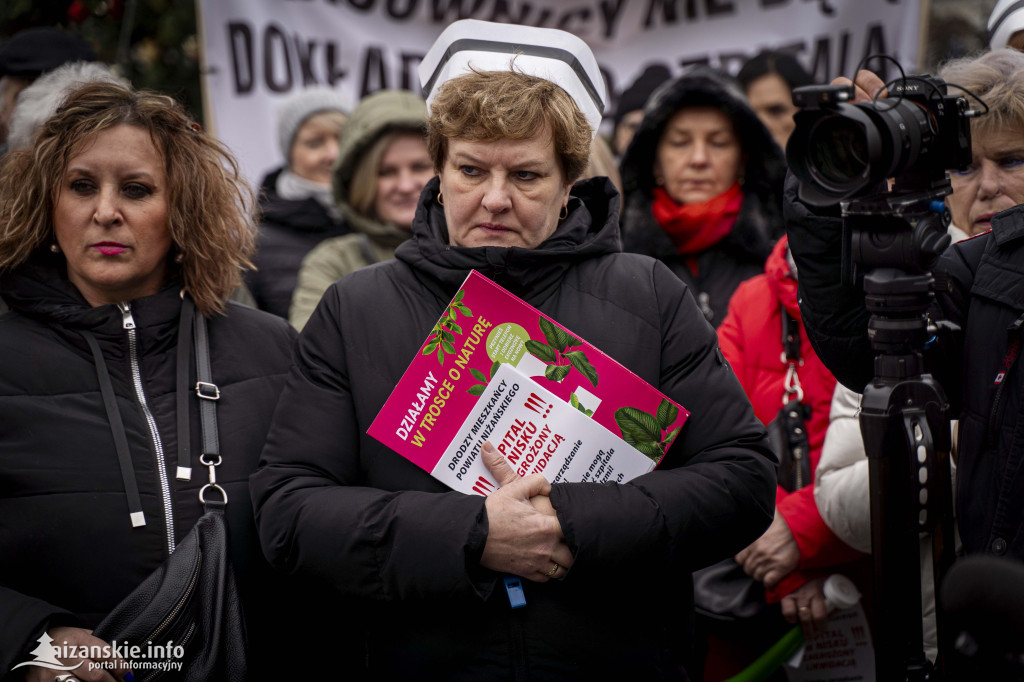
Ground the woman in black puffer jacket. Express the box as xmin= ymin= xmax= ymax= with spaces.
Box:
xmin=0 ymin=82 xmax=299 ymax=680
xmin=620 ymin=66 xmax=787 ymax=327
xmin=252 ymin=21 xmax=776 ymax=681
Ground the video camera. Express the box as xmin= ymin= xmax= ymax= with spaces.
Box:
xmin=786 ymin=75 xmax=973 ymax=206
xmin=785 ymin=70 xmax=980 ymax=680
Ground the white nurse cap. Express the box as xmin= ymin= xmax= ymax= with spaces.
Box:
xmin=418 ymin=19 xmax=606 ymax=138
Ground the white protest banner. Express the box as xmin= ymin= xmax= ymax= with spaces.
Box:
xmin=196 ymin=0 xmax=923 ymax=186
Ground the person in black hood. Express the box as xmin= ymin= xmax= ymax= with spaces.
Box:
xmin=0 ymin=81 xmax=298 ymax=680
xmin=245 ymin=87 xmax=352 ymax=318
xmin=251 ymin=20 xmax=776 ymax=681
xmin=620 ymin=66 xmax=787 ymax=327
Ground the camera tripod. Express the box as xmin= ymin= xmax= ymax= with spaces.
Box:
xmin=842 ymin=183 xmax=958 ymax=681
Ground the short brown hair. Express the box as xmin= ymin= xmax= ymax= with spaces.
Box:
xmin=427 ymin=69 xmax=591 ymax=183
xmin=0 ymin=81 xmax=255 ymax=316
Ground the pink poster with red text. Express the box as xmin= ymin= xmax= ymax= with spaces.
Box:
xmin=368 ymin=270 xmax=689 ymax=495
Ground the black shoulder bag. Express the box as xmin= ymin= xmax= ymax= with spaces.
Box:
xmin=693 ymin=307 xmax=812 ymax=621
xmin=93 ymin=300 xmax=247 ymax=681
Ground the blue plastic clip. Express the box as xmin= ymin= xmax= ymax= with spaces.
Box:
xmin=503 ymin=575 xmax=527 ymax=609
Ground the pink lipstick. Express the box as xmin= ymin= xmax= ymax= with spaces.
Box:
xmin=94 ymin=242 xmax=127 ymax=255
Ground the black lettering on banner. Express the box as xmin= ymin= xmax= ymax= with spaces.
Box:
xmin=227 ymin=22 xmax=254 ymax=94
xmin=430 ymin=0 xmax=486 ymax=22
xmin=400 ymin=52 xmax=425 ymax=90
xmin=361 ymin=46 xmax=388 ymax=96
xmin=387 ymin=0 xmax=418 ymax=19
xmin=487 ymin=0 xmax=553 ymax=27
xmin=862 ymin=23 xmax=889 ymax=78
xmin=809 ymin=0 xmax=836 ymax=18
xmin=294 ymin=35 xmax=319 ymax=85
xmin=706 ymin=0 xmax=735 ymax=16
xmin=264 ymin=24 xmax=294 ymax=92
xmin=644 ymin=0 xmax=694 ymax=27
xmin=349 ymin=0 xmax=375 ymax=10
xmin=644 ymin=0 xmax=739 ymax=27
xmin=557 ymin=7 xmax=592 ymax=32
xmin=597 ymin=0 xmax=627 ymax=39
xmin=325 ymin=42 xmax=347 ymax=86
xmin=761 ymin=0 xmax=789 ymax=6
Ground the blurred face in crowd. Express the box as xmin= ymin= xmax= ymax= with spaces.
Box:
xmin=54 ymin=124 xmax=173 ymax=307
xmin=948 ymin=126 xmax=1024 ymax=235
xmin=613 ymin=109 xmax=645 ymax=157
xmin=654 ymin=106 xmax=743 ymax=204
xmin=746 ymin=73 xmax=799 ymax=152
xmin=440 ymin=125 xmax=572 ymax=249
xmin=289 ymin=112 xmax=344 ymax=184
xmin=374 ymin=132 xmax=433 ymax=228
xmin=0 ymin=75 xmax=31 ymax=143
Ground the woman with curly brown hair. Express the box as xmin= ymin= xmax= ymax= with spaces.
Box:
xmin=0 ymin=81 xmax=298 ymax=680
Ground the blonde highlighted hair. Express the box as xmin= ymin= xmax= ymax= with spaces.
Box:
xmin=939 ymin=48 xmax=1024 ymax=140
xmin=427 ymin=69 xmax=592 ymax=184
xmin=0 ymin=81 xmax=255 ymax=316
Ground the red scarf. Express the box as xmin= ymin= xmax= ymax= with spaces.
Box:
xmin=652 ymin=183 xmax=744 ymax=255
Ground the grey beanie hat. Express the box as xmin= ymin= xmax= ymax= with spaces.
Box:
xmin=276 ymin=87 xmax=352 ymax=160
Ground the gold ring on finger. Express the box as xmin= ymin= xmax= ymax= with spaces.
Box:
xmin=545 ymin=562 xmax=560 ymax=577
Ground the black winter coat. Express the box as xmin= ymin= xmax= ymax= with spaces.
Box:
xmin=785 ymin=173 xmax=1024 ymax=560
xmin=251 ymin=176 xmax=777 ymax=680
xmin=619 ymin=67 xmax=787 ymax=327
xmin=0 ymin=254 xmax=297 ymax=678
xmin=245 ymin=167 xmax=350 ymax=319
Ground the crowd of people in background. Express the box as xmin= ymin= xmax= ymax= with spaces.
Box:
xmin=2 ymin=4 xmax=1024 ymax=680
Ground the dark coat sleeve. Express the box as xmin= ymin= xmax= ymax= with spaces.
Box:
xmin=0 ymin=587 xmax=78 ymax=676
xmin=783 ymin=173 xmax=875 ymax=391
xmin=249 ymin=285 xmax=494 ymax=602
xmin=548 ymin=262 xmax=778 ymax=576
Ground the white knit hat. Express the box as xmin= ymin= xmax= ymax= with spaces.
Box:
xmin=418 ymin=19 xmax=606 ymax=138
xmin=276 ymin=87 xmax=352 ymax=159
xmin=989 ymin=0 xmax=1024 ymax=50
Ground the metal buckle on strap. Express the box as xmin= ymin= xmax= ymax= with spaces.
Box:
xmin=195 ymin=381 xmax=220 ymax=400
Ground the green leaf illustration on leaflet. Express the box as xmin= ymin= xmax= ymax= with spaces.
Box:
xmin=466 ymin=360 xmax=502 ymax=397
xmin=657 ymin=399 xmax=679 ymax=430
xmin=423 ymin=288 xmax=474 ymax=365
xmin=564 ymin=350 xmax=598 ymax=387
xmin=545 ymin=364 xmax=571 ymax=382
xmin=538 ymin=317 xmax=569 ymax=352
xmin=525 ymin=339 xmax=557 ymax=363
xmin=614 ymin=406 xmax=666 ymax=462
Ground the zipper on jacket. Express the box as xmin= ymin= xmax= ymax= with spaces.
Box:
xmin=119 ymin=301 xmax=176 ymax=555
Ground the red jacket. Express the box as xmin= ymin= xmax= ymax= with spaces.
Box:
xmin=719 ymin=235 xmax=861 ymax=600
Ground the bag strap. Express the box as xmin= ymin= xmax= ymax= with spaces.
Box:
xmin=780 ymin=307 xmax=804 ymax=405
xmin=192 ymin=303 xmax=226 ymax=509
xmin=82 ymin=330 xmax=147 ymax=528
xmin=175 ymin=298 xmax=195 ymax=481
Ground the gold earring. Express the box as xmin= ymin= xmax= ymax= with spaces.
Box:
xmin=559 ymin=205 xmax=568 ymax=220
xmin=437 ymin=192 xmax=444 ymax=206
xmin=49 ymin=243 xmax=60 ymax=254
